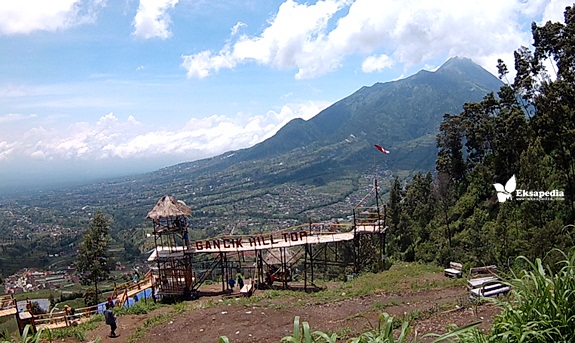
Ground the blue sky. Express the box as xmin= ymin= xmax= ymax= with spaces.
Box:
xmin=0 ymin=0 xmax=571 ymax=191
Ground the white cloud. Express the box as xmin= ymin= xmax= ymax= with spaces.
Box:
xmin=182 ymin=49 xmax=237 ymax=79
xmin=182 ymin=0 xmax=349 ymax=79
xmin=362 ymin=54 xmax=394 ymax=73
xmin=181 ymin=0 xmax=573 ymax=79
xmin=0 ymin=113 xmax=37 ymax=124
xmin=0 ymin=141 xmax=16 ymax=161
xmin=231 ymin=22 xmax=246 ymax=36
xmin=541 ymin=0 xmax=572 ymax=23
xmin=0 ymin=0 xmax=105 ymax=35
xmin=0 ymin=101 xmax=329 ymax=164
xmin=132 ymin=0 xmax=179 ymax=40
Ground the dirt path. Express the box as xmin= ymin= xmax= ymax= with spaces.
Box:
xmin=74 ymin=282 xmax=499 ymax=343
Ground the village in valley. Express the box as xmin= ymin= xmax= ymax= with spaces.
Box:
xmin=2 ymin=268 xmax=77 ymax=295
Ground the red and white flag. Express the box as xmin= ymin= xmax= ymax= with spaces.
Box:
xmin=374 ymin=144 xmax=390 ymax=154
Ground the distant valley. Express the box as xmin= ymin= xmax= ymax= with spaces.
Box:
xmin=0 ymin=57 xmax=503 ymax=276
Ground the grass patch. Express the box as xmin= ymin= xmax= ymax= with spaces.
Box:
xmin=409 ymin=278 xmax=465 ymax=291
xmin=115 ymin=299 xmax=164 ymax=316
xmin=309 ymin=262 xmax=453 ymax=303
xmin=173 ymin=301 xmax=187 ymax=313
xmin=333 ymin=326 xmax=356 ymax=339
xmin=206 ymin=262 xmax=459 ymax=312
xmin=49 ymin=315 xmax=103 ymax=341
xmin=372 ymin=300 xmax=403 ymax=311
xmin=42 ymin=261 xmax=459 ymax=342
xmin=126 ymin=312 xmax=174 ymax=343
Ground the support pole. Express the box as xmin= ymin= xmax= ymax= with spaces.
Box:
xmin=310 ymin=243 xmax=315 ymax=287
xmin=324 ymin=243 xmax=328 ymax=278
xmin=304 ymin=244 xmax=308 ymax=292
xmin=374 ymin=178 xmax=384 ymax=272
xmin=382 ymin=204 xmax=387 ymax=268
xmin=281 ymin=247 xmax=288 ymax=289
xmin=256 ymin=250 xmax=264 ymax=289
xmin=353 ymin=208 xmax=359 ymax=274
xmin=220 ymin=253 xmax=226 ymax=292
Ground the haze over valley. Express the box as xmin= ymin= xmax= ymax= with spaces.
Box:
xmin=1 ymin=0 xmax=569 ymax=194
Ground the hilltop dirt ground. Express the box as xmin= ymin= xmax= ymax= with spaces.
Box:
xmin=65 ymin=271 xmax=500 ymax=343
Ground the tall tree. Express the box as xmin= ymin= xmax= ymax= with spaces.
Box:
xmin=522 ymin=5 xmax=575 ymax=221
xmin=433 ymin=172 xmax=456 ymax=249
xmin=388 ymin=177 xmax=402 ymax=233
xmin=387 ymin=177 xmax=404 ymax=258
xmin=399 ymin=3 xmax=575 ymax=267
xmin=460 ymin=93 xmax=497 ymax=168
xmin=76 ymin=210 xmax=111 ymax=304
xmin=436 ymin=113 xmax=466 ymax=183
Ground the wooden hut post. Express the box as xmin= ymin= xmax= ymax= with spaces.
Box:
xmin=146 ymin=195 xmax=193 ymax=300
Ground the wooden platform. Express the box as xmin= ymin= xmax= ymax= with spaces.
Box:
xmin=0 ymin=307 xmax=17 ymax=317
xmin=444 ymin=262 xmax=463 ymax=278
xmin=467 ymin=276 xmax=497 ymax=289
xmin=240 ymin=279 xmax=255 ymax=297
xmin=149 ymin=223 xmax=385 ymax=258
xmin=470 ymin=281 xmax=511 ymax=297
xmin=33 ymin=277 xmax=154 ymax=331
xmin=0 ymin=295 xmax=16 ymax=318
xmin=112 ymin=276 xmax=154 ymax=306
xmin=35 ymin=314 xmax=93 ymax=330
xmin=34 ymin=305 xmax=99 ymax=330
xmin=467 ymin=265 xmax=510 ymax=298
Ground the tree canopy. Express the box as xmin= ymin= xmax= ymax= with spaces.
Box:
xmin=75 ymin=210 xmax=112 ymax=303
xmin=387 ymin=4 xmax=575 ymax=267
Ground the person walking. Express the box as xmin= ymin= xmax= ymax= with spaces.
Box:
xmin=107 ymin=296 xmax=115 ymax=308
xmin=104 ymin=302 xmax=118 ymax=338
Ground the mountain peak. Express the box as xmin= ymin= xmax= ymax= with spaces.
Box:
xmin=437 ymin=56 xmax=489 ymax=75
xmin=428 ymin=56 xmax=501 ymax=91
xmin=441 ymin=56 xmax=476 ymax=68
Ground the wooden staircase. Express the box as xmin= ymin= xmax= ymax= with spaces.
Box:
xmin=112 ymin=270 xmax=155 ymax=307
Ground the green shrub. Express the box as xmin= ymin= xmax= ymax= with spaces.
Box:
xmin=488 ymin=248 xmax=575 ymax=342
xmin=348 ymin=313 xmax=415 ymax=343
xmin=48 ymin=315 xmax=102 ymax=341
xmin=83 ymin=287 xmax=98 ymax=306
xmin=442 ymin=247 xmax=575 ymax=343
xmin=0 ymin=325 xmax=58 ymax=343
xmin=219 ymin=313 xmax=477 ymax=343
xmin=280 ymin=316 xmax=337 ymax=343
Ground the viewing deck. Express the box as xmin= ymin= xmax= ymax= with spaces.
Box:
xmin=149 ymin=222 xmax=386 ymax=258
xmin=0 ymin=295 xmax=16 ymax=318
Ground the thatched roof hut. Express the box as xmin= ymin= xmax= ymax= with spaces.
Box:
xmin=146 ymin=195 xmax=192 ymax=221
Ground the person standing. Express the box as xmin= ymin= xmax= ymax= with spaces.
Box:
xmin=104 ymin=302 xmax=118 ymax=338
xmin=237 ymin=275 xmax=244 ymax=290
xmin=228 ymin=277 xmax=236 ymax=290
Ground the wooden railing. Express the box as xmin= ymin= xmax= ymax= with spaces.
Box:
xmin=112 ymin=273 xmax=154 ymax=307
xmin=33 ymin=304 xmax=99 ymax=329
xmin=0 ymin=295 xmax=17 ymax=317
xmin=353 ymin=207 xmax=385 ymax=230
